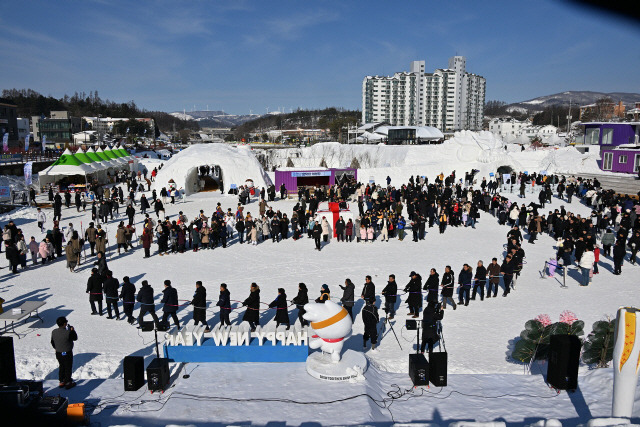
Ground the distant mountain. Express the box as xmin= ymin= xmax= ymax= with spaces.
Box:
xmin=169 ymin=110 xmax=264 ymax=128
xmin=506 ymin=91 xmax=640 ymax=113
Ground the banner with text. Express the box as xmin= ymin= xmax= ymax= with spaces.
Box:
xmin=2 ymin=134 xmax=8 ymax=153
xmin=24 ymin=162 xmax=33 ymax=185
xmin=25 ymin=134 xmax=30 ymax=151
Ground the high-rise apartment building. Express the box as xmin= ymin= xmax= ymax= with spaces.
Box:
xmin=362 ymin=56 xmax=486 ymax=132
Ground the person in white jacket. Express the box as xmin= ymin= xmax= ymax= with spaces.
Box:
xmin=579 ymin=246 xmax=595 ymax=286
xmin=64 ymin=223 xmax=75 ymax=243
xmin=37 ymin=208 xmax=46 ymax=232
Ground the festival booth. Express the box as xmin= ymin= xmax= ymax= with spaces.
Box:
xmin=38 ymin=148 xmax=105 ymax=190
xmin=275 ymin=167 xmax=357 ymax=196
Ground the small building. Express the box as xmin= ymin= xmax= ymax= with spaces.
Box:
xmin=275 ymin=167 xmax=357 ymax=195
xmin=582 ymin=122 xmax=640 ymax=174
xmin=0 ymin=99 xmax=19 ymax=146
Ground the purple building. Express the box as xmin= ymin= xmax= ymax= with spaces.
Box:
xmin=275 ymin=168 xmax=357 ymax=194
xmin=582 ymin=122 xmax=640 ymax=174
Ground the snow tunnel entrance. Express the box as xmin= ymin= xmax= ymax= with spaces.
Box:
xmin=187 ymin=164 xmax=224 ymax=194
xmin=497 ymin=165 xmax=514 ymax=176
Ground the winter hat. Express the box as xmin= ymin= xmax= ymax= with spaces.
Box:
xmin=409 ymin=271 xmax=417 ymax=277
xmin=321 ymin=284 xmax=329 ymax=291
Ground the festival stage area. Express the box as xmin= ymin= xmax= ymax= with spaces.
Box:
xmin=43 ymin=364 xmax=639 ymax=426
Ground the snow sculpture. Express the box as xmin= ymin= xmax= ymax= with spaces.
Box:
xmin=612 ymin=306 xmax=640 ymax=418
xmin=303 ymin=300 xmax=352 ymax=362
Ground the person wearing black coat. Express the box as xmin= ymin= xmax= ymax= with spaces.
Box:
xmin=102 ymin=270 xmax=120 ymax=319
xmin=161 ymin=280 xmax=180 ymax=328
xmin=424 ymin=269 xmax=440 ymax=308
xmin=339 ymin=279 xmax=355 ymax=320
xmin=137 ymin=280 xmax=160 ymax=328
xmin=291 ymin=283 xmax=309 ymax=326
xmin=94 ymin=252 xmax=108 ymax=278
xmin=362 ymin=300 xmax=379 ymax=350
xmin=381 ymin=275 xmax=397 ymax=319
xmin=361 ymin=275 xmax=376 ymax=304
xmin=500 ymin=255 xmax=515 ymax=296
xmin=216 ymin=283 xmax=232 ymax=326
xmin=457 ymin=264 xmax=473 ymax=306
xmin=420 ymin=303 xmax=444 ymax=354
xmin=313 ymin=221 xmax=322 ymax=251
xmin=242 ymin=283 xmax=260 ymax=331
xmin=613 ymin=239 xmax=626 ymax=275
xmin=403 ymin=271 xmax=422 ymax=317
xmin=191 ymin=281 xmax=208 ymax=328
xmin=269 ymin=288 xmax=291 ymax=329
xmin=5 ymin=242 xmax=20 ymax=274
xmin=441 ymin=266 xmax=456 ymax=310
xmin=471 ymin=261 xmax=487 ymax=301
xmin=270 ymin=217 xmax=281 ymax=242
xmin=126 ymin=205 xmax=136 ymax=227
xmin=119 ymin=276 xmax=136 ymax=324
xmin=86 ymin=268 xmax=104 ymax=315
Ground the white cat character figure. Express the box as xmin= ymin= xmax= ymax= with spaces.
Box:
xmin=612 ymin=306 xmax=640 ymax=418
xmin=303 ymin=300 xmax=353 ymax=362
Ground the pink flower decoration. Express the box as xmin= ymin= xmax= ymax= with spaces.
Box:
xmin=535 ymin=314 xmax=552 ymax=327
xmin=559 ymin=310 xmax=578 ymax=325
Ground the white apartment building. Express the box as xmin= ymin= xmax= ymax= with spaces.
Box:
xmin=362 ymin=56 xmax=486 ymax=132
xmin=488 ymin=118 xmax=557 ymax=140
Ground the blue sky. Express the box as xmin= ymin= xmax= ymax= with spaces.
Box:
xmin=1 ymin=1 xmax=638 ymax=114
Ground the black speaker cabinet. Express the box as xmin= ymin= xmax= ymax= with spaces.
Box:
xmin=146 ymin=358 xmax=170 ymax=392
xmin=429 ymin=351 xmax=448 ymax=387
xmin=123 ymin=356 xmax=145 ymax=391
xmin=139 ymin=321 xmax=155 ymax=332
xmin=409 ymin=353 xmax=429 ymax=386
xmin=547 ymin=334 xmax=581 ymax=390
xmin=0 ymin=337 xmax=17 ymax=385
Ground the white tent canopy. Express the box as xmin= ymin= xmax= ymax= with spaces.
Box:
xmin=153 ymin=144 xmax=273 ymax=195
xmin=38 ymin=148 xmax=100 ymax=188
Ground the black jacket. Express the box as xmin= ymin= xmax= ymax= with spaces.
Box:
xmin=441 ymin=271 xmax=455 ymax=297
xmin=269 ymin=293 xmax=290 ymax=324
xmin=161 ymin=286 xmax=179 ymax=313
xmin=94 ymin=256 xmax=108 ymax=277
xmin=381 ymin=281 xmax=397 ymax=303
xmin=120 ymin=281 xmax=136 ymax=302
xmin=192 ymin=286 xmax=206 ymax=308
xmin=474 ymin=265 xmax=487 ymax=283
xmin=424 ymin=273 xmax=440 ymax=303
xmin=458 ymin=268 xmax=473 ymax=287
xmin=361 ymin=281 xmax=376 ymax=303
xmin=242 ymin=289 xmax=260 ymax=323
xmin=136 ymin=283 xmax=155 ymax=307
xmin=102 ymin=277 xmax=119 ymax=299
xmin=292 ymin=289 xmax=308 ymax=308
xmin=340 ymin=282 xmax=355 ymax=307
xmin=217 ymin=289 xmax=231 ymax=308
xmin=404 ymin=275 xmax=423 ymax=306
xmin=86 ymin=274 xmax=104 ymax=301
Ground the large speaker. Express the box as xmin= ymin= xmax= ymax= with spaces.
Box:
xmin=146 ymin=358 xmax=170 ymax=392
xmin=429 ymin=351 xmax=448 ymax=387
xmin=547 ymin=334 xmax=581 ymax=390
xmin=123 ymin=356 xmax=145 ymax=391
xmin=139 ymin=321 xmax=155 ymax=332
xmin=0 ymin=337 xmax=17 ymax=385
xmin=408 ymin=354 xmax=429 ymax=386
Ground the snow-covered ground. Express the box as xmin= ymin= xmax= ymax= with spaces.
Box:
xmin=1 ymin=137 xmax=639 ymax=426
